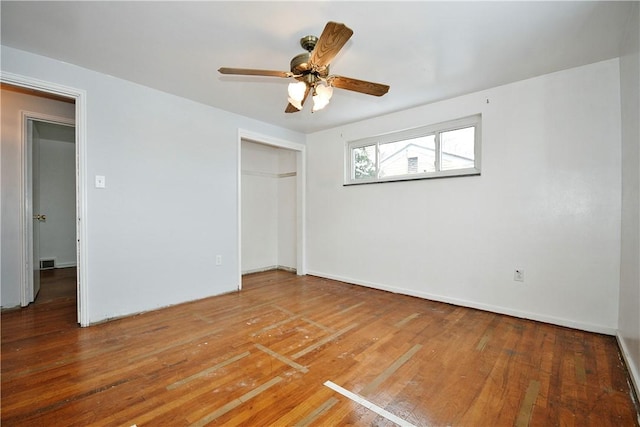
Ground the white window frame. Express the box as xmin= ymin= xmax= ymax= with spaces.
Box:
xmin=345 ymin=115 xmax=481 ymax=185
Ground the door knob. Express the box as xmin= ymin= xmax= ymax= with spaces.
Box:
xmin=33 ymin=214 xmax=46 ymax=222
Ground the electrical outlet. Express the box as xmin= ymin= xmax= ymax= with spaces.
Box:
xmin=216 ymin=255 xmax=222 ymax=266
xmin=514 ymin=269 xmax=525 ymax=282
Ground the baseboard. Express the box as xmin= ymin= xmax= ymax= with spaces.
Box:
xmin=306 ymin=270 xmax=617 ymax=336
xmin=617 ymin=333 xmax=640 ymax=405
xmin=242 ymin=265 xmax=297 ymax=275
xmin=55 ymin=262 xmax=77 ymax=269
xmin=89 ymin=288 xmax=241 ymax=326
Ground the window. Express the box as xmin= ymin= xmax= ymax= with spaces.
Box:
xmin=345 ymin=115 xmax=481 ymax=185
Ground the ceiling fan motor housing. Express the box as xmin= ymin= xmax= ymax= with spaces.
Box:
xmin=290 ymin=52 xmax=312 ymax=75
xmin=290 ymin=35 xmax=329 ymax=85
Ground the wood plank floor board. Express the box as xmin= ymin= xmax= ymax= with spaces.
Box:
xmin=104 ymin=351 xmax=283 ymax=426
xmin=2 ymin=268 xmax=638 ymax=426
xmin=272 ymin=392 xmax=338 ymax=425
xmin=358 ymin=352 xmax=427 ymax=424
xmin=220 ymin=377 xmax=311 ymax=426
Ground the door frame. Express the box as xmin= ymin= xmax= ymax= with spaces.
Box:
xmin=2 ymin=72 xmax=90 ymax=327
xmin=23 ymin=114 xmax=76 ymax=305
xmin=237 ymin=129 xmax=306 ymax=290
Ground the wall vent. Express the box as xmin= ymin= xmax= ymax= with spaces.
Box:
xmin=40 ymin=258 xmax=55 ymax=270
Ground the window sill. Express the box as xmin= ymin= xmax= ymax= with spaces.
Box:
xmin=344 ymin=169 xmax=481 ymax=186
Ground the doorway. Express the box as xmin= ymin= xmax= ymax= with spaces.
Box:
xmin=28 ymin=119 xmax=77 ymax=305
xmin=241 ymin=140 xmax=297 ymax=274
xmin=237 ymin=130 xmax=306 ymax=289
xmin=1 ymin=74 xmax=89 ymax=326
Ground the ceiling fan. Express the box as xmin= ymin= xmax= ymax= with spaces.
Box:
xmin=218 ymin=21 xmax=390 ymax=113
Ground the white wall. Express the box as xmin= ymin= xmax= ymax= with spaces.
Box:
xmin=241 ymin=141 xmax=279 ymax=272
xmin=1 ymin=46 xmax=304 ymax=321
xmin=277 ymin=149 xmax=297 ymax=269
xmin=618 ymin=2 xmax=640 ymax=395
xmin=38 ymin=131 xmax=77 ymax=268
xmin=1 ymin=87 xmax=75 ymax=307
xmin=306 ymin=59 xmax=622 ymax=334
xmin=241 ymin=140 xmax=296 ymax=273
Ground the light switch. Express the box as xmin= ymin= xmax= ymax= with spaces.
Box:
xmin=95 ymin=175 xmax=106 ymax=189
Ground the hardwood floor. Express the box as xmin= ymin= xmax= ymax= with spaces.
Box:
xmin=37 ymin=267 xmax=77 ymax=304
xmin=2 ymin=270 xmax=638 ymax=426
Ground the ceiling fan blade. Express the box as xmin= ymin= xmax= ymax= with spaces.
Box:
xmin=285 ymin=84 xmax=311 ymax=113
xmin=330 ymin=76 xmax=390 ymax=97
xmin=218 ymin=67 xmax=292 ymax=78
xmin=310 ymin=22 xmax=353 ymax=68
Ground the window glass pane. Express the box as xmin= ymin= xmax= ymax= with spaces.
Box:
xmin=352 ymin=144 xmax=377 ymax=180
xmin=441 ymin=127 xmax=475 ymax=170
xmin=379 ymin=135 xmax=436 ymax=178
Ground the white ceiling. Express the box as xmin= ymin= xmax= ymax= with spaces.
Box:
xmin=1 ymin=1 xmax=633 ymax=134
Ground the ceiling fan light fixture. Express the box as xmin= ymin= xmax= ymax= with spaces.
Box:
xmin=219 ymin=22 xmax=389 ymax=115
xmin=312 ymin=83 xmax=333 ymax=112
xmin=287 ymin=81 xmax=307 ymax=106
xmin=287 ymin=97 xmax=303 ymax=111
